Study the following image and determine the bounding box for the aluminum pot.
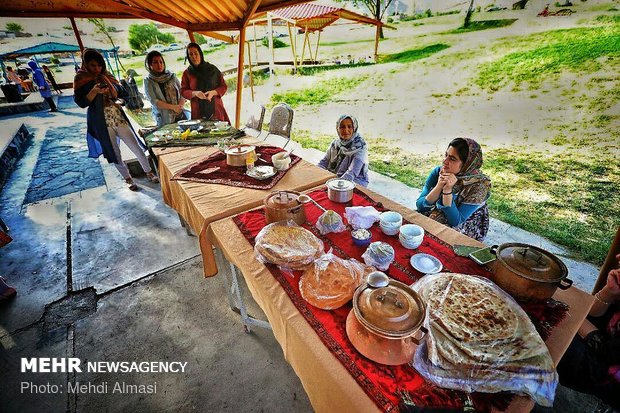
[326,178,355,203]
[490,243,572,301]
[263,190,306,226]
[346,278,427,365]
[225,144,256,167]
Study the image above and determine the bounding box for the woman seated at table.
[557,254,620,410]
[415,137,491,241]
[180,43,230,123]
[73,49,159,191]
[317,114,369,187]
[144,51,186,126]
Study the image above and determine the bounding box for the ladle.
[297,194,326,212]
[367,271,390,288]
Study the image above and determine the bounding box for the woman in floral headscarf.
[180,43,230,122]
[144,50,185,126]
[415,137,491,241]
[318,115,369,187]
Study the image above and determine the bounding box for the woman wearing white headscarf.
[318,115,369,186]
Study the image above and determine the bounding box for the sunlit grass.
[269,75,368,107]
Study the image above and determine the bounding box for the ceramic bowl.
[351,228,372,247]
[178,119,201,131]
[214,121,229,130]
[379,211,402,228]
[380,223,400,236]
[399,224,424,249]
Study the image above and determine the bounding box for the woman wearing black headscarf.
[180,43,230,122]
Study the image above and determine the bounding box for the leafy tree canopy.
[128,23,176,52]
[6,22,23,33]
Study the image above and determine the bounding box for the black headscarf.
[186,42,221,120]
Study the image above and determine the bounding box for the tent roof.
[0,0,314,36]
[251,3,390,32]
[0,42,117,59]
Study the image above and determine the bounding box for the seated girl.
[415,137,491,241]
[318,115,369,187]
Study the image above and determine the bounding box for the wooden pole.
[187,30,196,44]
[253,22,258,66]
[70,18,84,52]
[267,13,275,76]
[300,29,309,67]
[287,22,297,73]
[246,41,255,102]
[313,31,321,62]
[374,25,380,62]
[235,27,246,128]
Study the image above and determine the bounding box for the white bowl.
[272,152,291,170]
[214,121,229,129]
[379,211,402,227]
[399,224,424,249]
[380,223,400,236]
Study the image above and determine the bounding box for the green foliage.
[595,14,620,24]
[270,76,367,107]
[295,62,373,76]
[401,9,437,21]
[194,33,208,44]
[6,22,23,33]
[128,23,176,52]
[477,24,620,90]
[261,37,287,48]
[378,44,450,63]
[50,56,60,65]
[450,19,518,33]
[62,25,72,31]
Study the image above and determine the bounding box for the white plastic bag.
[344,206,381,229]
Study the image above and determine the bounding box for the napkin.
[344,206,381,229]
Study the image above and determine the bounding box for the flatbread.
[419,273,519,343]
[299,255,371,309]
[254,222,324,270]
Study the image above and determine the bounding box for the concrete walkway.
[0,101,608,412]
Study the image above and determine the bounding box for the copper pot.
[346,278,427,365]
[490,243,572,301]
[263,190,306,226]
[225,144,256,167]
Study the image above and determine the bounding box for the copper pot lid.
[496,243,568,283]
[353,279,425,338]
[264,190,301,210]
[225,144,255,155]
[326,178,355,192]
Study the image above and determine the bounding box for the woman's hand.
[173,104,184,114]
[192,91,208,100]
[91,83,107,95]
[606,254,620,294]
[439,170,458,192]
[205,90,218,102]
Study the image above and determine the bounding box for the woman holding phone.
[73,49,158,191]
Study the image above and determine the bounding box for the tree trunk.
[464,0,475,27]
[376,0,385,39]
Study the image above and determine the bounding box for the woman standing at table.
[415,137,491,241]
[318,114,369,187]
[558,254,620,410]
[144,51,186,126]
[73,49,158,191]
[180,43,230,122]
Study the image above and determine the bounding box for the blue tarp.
[0,41,117,59]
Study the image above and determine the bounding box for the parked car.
[486,5,508,11]
[146,44,167,53]
[164,43,183,51]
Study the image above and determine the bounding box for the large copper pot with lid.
[489,243,572,301]
[264,190,307,225]
[346,274,427,365]
[225,144,256,167]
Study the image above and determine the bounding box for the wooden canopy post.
[235,27,246,128]
[267,13,275,76]
[246,41,255,102]
[287,22,298,73]
[70,18,84,52]
[313,31,321,62]
[187,30,196,43]
[253,22,258,66]
[300,29,309,67]
[374,24,380,62]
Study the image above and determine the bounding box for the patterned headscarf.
[73,48,118,91]
[145,51,180,106]
[325,115,367,173]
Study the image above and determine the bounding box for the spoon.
[297,194,327,212]
[367,271,390,288]
[283,148,295,159]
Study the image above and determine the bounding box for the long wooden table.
[209,185,594,413]
[154,143,334,277]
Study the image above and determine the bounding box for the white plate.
[410,253,442,274]
[151,137,161,142]
[213,126,231,132]
[246,166,276,180]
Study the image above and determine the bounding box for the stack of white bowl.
[379,211,402,236]
[399,224,425,249]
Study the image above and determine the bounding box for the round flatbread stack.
[412,273,558,407]
[254,222,324,270]
[299,254,372,310]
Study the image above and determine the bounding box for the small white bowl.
[379,211,402,227]
[272,152,291,170]
[214,121,229,130]
[380,223,400,236]
[399,224,424,249]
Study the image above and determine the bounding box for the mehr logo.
[21,358,82,373]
